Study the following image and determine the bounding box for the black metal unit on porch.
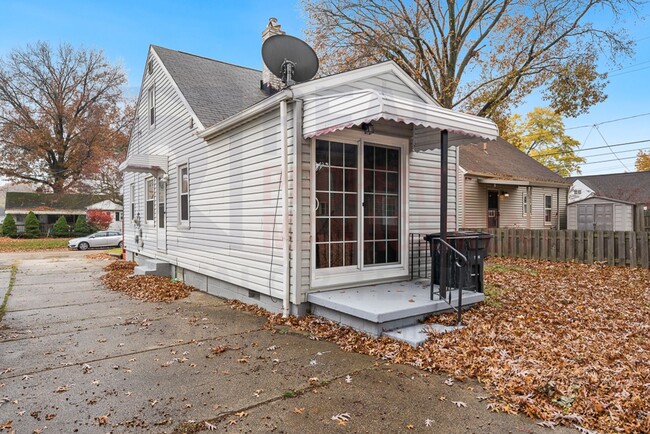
[409,232,492,325]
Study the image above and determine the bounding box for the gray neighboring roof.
[5,192,108,213]
[459,138,569,185]
[568,171,650,205]
[152,45,269,128]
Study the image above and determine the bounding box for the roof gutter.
[473,175,570,188]
[198,89,294,140]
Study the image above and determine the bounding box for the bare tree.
[0,42,132,192]
[302,0,638,126]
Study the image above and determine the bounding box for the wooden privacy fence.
[482,228,650,268]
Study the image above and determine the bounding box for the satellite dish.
[262,34,319,86]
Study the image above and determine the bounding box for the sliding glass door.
[315,139,400,271]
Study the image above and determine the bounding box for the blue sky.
[1,0,648,175]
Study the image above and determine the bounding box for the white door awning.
[302,90,498,149]
[119,154,168,174]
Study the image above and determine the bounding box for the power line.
[580,155,638,165]
[593,125,630,171]
[566,112,650,130]
[532,138,650,157]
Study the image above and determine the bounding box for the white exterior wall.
[123,49,292,301]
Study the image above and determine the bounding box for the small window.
[115,211,121,222]
[146,178,155,222]
[130,183,135,220]
[544,195,553,224]
[179,165,189,223]
[522,194,529,216]
[148,59,154,75]
[148,86,156,127]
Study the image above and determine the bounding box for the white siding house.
[120,33,498,316]
[458,138,570,230]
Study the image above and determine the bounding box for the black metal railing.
[409,232,492,325]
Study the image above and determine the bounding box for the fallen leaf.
[54,385,69,393]
[97,415,108,426]
[293,407,305,414]
[228,419,237,425]
[235,411,248,417]
[452,401,467,408]
[205,421,217,430]
[45,413,56,420]
[406,424,415,429]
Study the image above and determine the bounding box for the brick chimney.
[261,17,285,93]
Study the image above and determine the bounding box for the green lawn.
[0,237,70,252]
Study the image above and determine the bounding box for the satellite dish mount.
[281,59,297,86]
[262,34,319,88]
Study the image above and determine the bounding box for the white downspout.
[280,100,291,318]
[291,99,303,315]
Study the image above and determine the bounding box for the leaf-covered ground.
[101,260,193,302]
[229,258,650,433]
[0,237,69,252]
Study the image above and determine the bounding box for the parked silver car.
[68,231,123,250]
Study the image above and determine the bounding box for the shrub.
[24,211,41,238]
[87,210,112,231]
[52,216,70,237]
[74,215,91,236]
[2,214,17,238]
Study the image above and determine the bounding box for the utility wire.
[565,112,650,130]
[579,155,638,165]
[532,138,650,157]
[593,125,630,171]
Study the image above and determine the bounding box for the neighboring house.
[5,192,110,233]
[87,200,123,231]
[458,138,570,230]
[567,171,650,231]
[119,21,498,317]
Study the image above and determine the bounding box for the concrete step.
[383,323,464,347]
[133,257,171,277]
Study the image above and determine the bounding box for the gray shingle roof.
[459,137,569,185]
[5,192,108,212]
[568,171,650,205]
[152,46,269,128]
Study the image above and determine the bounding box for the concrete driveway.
[0,251,572,433]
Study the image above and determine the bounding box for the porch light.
[499,191,510,199]
[361,122,374,134]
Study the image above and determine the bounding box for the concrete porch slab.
[308,279,483,324]
[307,279,484,338]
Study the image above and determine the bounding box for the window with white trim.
[522,194,529,216]
[544,194,553,224]
[130,183,135,220]
[179,164,189,224]
[148,86,156,127]
[145,178,155,222]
